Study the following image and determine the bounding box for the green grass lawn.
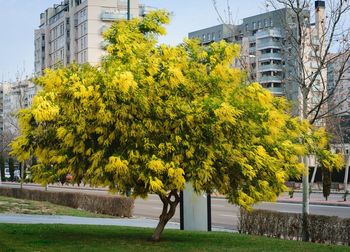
[0,224,348,252]
[0,195,112,218]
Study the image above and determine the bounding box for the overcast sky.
[0,0,266,81]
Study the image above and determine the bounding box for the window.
[84,22,87,34]
[258,21,262,29]
[78,8,87,23]
[60,23,64,36]
[60,49,64,60]
[253,22,257,30]
[218,31,222,39]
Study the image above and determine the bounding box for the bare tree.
[0,71,37,186]
[265,0,350,241]
[212,0,350,241]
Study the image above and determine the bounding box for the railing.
[259,53,282,61]
[257,40,282,50]
[258,64,283,72]
[101,12,127,21]
[101,25,109,34]
[256,29,283,39]
[259,75,282,83]
[266,87,284,95]
[100,41,109,49]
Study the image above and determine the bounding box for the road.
[134,194,350,230]
[1,183,349,230]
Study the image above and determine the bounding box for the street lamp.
[127,0,131,20]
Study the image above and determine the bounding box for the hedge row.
[239,209,350,245]
[0,187,134,217]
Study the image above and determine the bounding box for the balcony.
[100,25,109,34]
[100,41,109,49]
[266,87,284,95]
[256,29,283,39]
[139,5,157,17]
[259,53,282,61]
[258,64,283,72]
[248,47,256,54]
[248,36,256,42]
[101,11,127,21]
[257,40,282,50]
[259,75,282,83]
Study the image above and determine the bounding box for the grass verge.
[0,224,348,252]
[0,195,112,218]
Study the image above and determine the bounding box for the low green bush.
[239,209,350,245]
[0,187,134,217]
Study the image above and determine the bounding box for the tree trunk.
[151,190,180,241]
[301,155,310,241]
[344,155,349,192]
[301,90,310,242]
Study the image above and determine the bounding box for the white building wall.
[35,0,142,75]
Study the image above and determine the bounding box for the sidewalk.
[277,192,350,207]
[0,214,232,232]
[210,191,350,207]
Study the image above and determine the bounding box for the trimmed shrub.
[239,209,350,245]
[0,187,134,217]
[323,167,331,200]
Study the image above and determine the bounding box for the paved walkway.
[0,214,232,232]
[276,192,350,207]
[0,214,179,228]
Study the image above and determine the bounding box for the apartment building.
[34,0,152,75]
[328,53,350,116]
[189,1,327,119]
[327,53,350,143]
[0,80,37,151]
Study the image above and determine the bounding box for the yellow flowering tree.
[11,11,341,241]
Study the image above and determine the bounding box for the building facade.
[34,0,152,75]
[327,53,350,117]
[189,2,326,119]
[327,53,350,144]
[0,80,38,153]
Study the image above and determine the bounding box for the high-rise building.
[34,0,152,75]
[189,2,326,118]
[327,52,350,143]
[328,52,350,117]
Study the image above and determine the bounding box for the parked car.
[4,168,10,179]
[14,170,20,181]
[4,168,21,181]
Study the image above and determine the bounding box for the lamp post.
[127,0,130,20]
